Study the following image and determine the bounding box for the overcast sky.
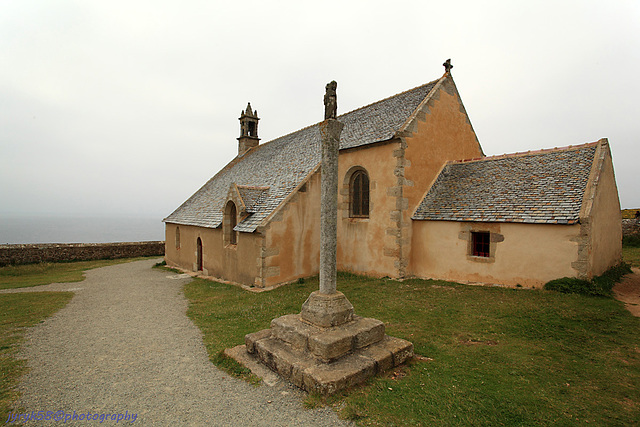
[1,0,639,221]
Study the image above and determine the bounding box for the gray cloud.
[1,0,638,221]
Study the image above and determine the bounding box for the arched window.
[196,237,203,271]
[350,169,370,218]
[175,226,181,249]
[224,201,238,246]
[229,203,237,245]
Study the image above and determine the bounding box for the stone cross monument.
[299,81,355,327]
[236,81,414,394]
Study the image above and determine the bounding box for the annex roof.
[412,142,599,225]
[164,78,440,232]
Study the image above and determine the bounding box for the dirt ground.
[613,267,640,317]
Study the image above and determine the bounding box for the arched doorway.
[196,237,203,271]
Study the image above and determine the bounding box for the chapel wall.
[164,222,259,286]
[165,223,215,273]
[336,142,400,278]
[403,76,484,278]
[586,145,622,276]
[402,77,484,216]
[409,221,581,288]
[217,230,261,285]
[261,171,322,287]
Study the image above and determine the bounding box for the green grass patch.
[0,292,73,422]
[623,234,640,248]
[0,258,152,290]
[544,263,632,297]
[184,276,313,381]
[185,272,640,426]
[623,246,640,268]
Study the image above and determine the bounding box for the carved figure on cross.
[324,80,337,120]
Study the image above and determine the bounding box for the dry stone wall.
[0,241,164,266]
[623,219,640,237]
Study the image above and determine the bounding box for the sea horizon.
[0,215,165,245]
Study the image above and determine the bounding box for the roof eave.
[411,217,581,225]
[578,138,609,221]
[394,76,446,139]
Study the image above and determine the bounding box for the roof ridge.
[449,140,600,165]
[336,78,441,120]
[241,78,442,153]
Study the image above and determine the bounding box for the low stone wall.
[0,241,165,266]
[623,219,640,237]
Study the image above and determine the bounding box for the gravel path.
[614,267,640,317]
[6,259,350,426]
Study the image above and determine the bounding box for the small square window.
[472,231,490,257]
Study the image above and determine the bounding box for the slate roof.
[412,142,598,225]
[237,186,270,214]
[164,79,440,232]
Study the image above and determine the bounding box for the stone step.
[253,335,316,389]
[270,314,385,362]
[247,334,414,394]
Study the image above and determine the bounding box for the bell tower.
[238,103,260,155]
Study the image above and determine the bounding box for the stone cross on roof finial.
[443,59,453,73]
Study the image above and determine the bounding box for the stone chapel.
[163,63,622,289]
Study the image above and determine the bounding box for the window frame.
[349,169,370,218]
[471,231,491,258]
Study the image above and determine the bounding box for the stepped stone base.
[235,311,413,394]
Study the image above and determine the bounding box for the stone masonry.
[244,314,413,394]
[623,218,640,237]
[0,241,165,267]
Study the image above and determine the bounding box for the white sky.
[1,0,639,219]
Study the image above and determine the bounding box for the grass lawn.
[185,272,640,426]
[0,292,73,422]
[0,258,150,290]
[623,246,640,268]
